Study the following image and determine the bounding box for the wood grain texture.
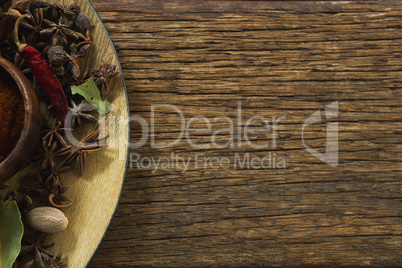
[89,0,402,267]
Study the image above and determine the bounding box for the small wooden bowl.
[0,56,41,183]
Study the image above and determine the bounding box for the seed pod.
[47,46,67,66]
[76,12,94,32]
[52,65,65,77]
[26,206,68,233]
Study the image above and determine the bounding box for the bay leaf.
[0,200,23,268]
[0,239,2,267]
[71,77,111,114]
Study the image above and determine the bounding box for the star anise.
[42,118,70,147]
[45,174,72,208]
[19,173,45,195]
[64,48,80,78]
[19,167,72,207]
[41,17,79,46]
[76,28,91,48]
[70,42,90,66]
[46,166,74,180]
[19,233,55,268]
[33,141,72,170]
[41,249,65,268]
[91,58,120,96]
[19,8,44,43]
[69,99,98,128]
[71,68,90,85]
[56,2,78,20]
[63,129,108,175]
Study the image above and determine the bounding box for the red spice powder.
[0,67,25,163]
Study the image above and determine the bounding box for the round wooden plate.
[47,0,129,266]
[1,0,129,267]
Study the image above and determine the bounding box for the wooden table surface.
[88,0,402,267]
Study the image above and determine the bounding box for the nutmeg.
[26,207,68,233]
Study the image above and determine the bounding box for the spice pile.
[0,0,120,267]
[0,67,24,162]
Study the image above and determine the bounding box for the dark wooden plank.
[89,0,402,267]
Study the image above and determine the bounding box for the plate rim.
[85,1,130,266]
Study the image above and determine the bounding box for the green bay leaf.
[0,200,23,268]
[71,77,111,114]
[0,239,2,268]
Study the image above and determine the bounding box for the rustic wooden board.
[90,0,402,267]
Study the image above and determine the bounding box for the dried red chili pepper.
[14,15,69,125]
